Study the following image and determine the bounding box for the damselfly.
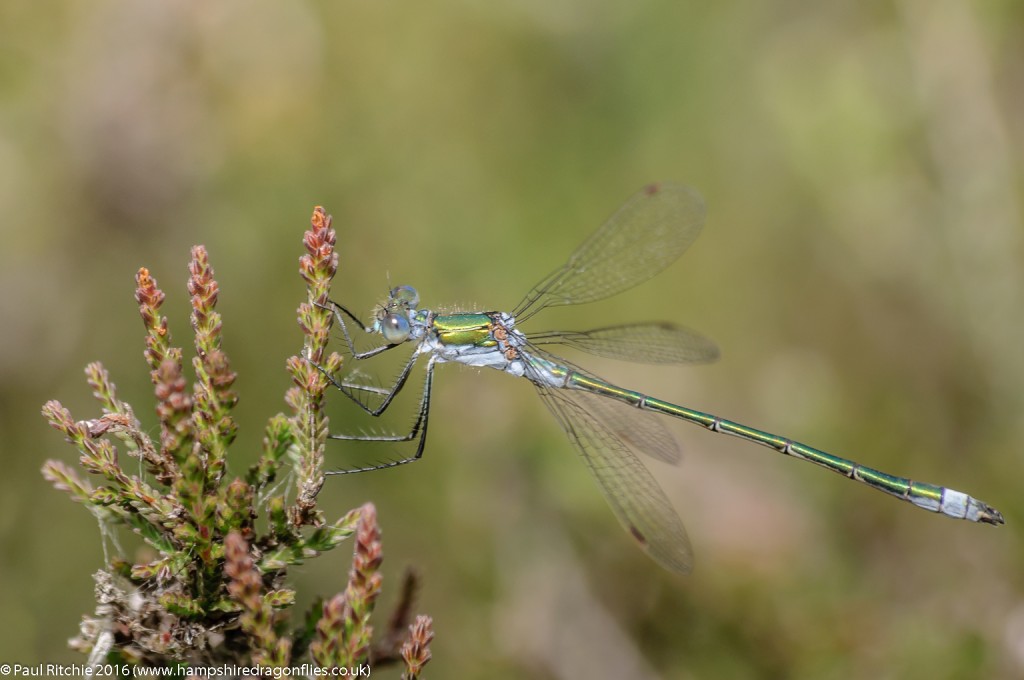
[318,182,1003,573]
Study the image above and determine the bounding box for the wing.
[534,382,693,573]
[514,182,705,322]
[529,322,719,365]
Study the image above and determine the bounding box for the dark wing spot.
[629,525,648,546]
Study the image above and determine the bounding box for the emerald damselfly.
[318,182,1003,573]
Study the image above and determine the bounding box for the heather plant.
[41,207,433,678]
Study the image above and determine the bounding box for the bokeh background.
[2,1,1022,678]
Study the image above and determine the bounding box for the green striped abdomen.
[564,371,1003,524]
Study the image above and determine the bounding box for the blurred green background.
[2,1,1022,678]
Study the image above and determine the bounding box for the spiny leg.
[316,299,397,360]
[310,298,422,415]
[326,356,437,474]
[315,350,422,418]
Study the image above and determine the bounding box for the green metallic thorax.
[433,313,497,347]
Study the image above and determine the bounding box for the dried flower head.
[41,206,435,676]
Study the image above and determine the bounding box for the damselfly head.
[371,285,419,343]
[378,310,412,343]
[389,285,420,309]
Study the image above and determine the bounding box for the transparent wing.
[522,343,683,464]
[514,182,705,322]
[534,382,693,573]
[529,322,720,365]
[567,387,681,464]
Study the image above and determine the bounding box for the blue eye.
[381,313,411,343]
[390,285,419,309]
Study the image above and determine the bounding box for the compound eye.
[381,312,411,343]
[390,285,419,309]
